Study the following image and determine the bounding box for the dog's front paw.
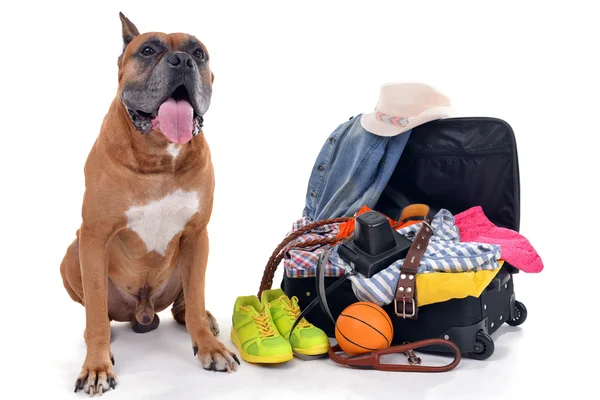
[193,334,240,373]
[74,350,117,396]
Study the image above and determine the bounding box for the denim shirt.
[302,114,413,221]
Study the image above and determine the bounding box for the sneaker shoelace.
[279,295,312,329]
[241,306,277,339]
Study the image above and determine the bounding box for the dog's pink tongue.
[155,98,194,144]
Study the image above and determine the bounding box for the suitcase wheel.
[467,331,495,360]
[506,300,527,327]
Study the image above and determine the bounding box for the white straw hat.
[360,82,457,136]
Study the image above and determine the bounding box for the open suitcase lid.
[303,116,521,232]
[375,117,520,232]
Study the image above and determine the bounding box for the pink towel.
[454,206,543,273]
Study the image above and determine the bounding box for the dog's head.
[117,13,213,144]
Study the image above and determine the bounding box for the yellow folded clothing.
[416,260,504,307]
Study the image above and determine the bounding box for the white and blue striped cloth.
[327,209,502,306]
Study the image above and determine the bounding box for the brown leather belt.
[394,205,434,319]
[328,338,461,372]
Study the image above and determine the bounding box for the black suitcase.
[269,117,527,360]
[281,263,526,360]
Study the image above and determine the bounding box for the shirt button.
[311,192,317,197]
[329,137,336,144]
[317,165,324,171]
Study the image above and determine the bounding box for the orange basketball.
[335,302,394,356]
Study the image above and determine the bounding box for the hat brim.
[360,106,457,137]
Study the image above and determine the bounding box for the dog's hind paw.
[206,310,220,336]
[193,335,240,373]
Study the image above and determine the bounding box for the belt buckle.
[394,297,416,319]
[422,219,434,234]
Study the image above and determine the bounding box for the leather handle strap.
[316,246,337,325]
[328,338,461,372]
[394,206,434,319]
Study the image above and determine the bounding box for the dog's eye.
[193,48,205,59]
[141,46,155,56]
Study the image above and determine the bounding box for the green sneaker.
[261,288,330,356]
[230,295,293,364]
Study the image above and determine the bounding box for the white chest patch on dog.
[125,189,199,256]
[166,143,181,158]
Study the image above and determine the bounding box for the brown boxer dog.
[60,13,239,396]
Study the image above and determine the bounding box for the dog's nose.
[166,52,195,69]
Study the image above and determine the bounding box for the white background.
[1,0,597,399]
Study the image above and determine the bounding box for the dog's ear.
[119,12,140,49]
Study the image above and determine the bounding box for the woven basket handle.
[257,217,351,298]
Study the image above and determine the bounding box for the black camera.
[338,210,413,277]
